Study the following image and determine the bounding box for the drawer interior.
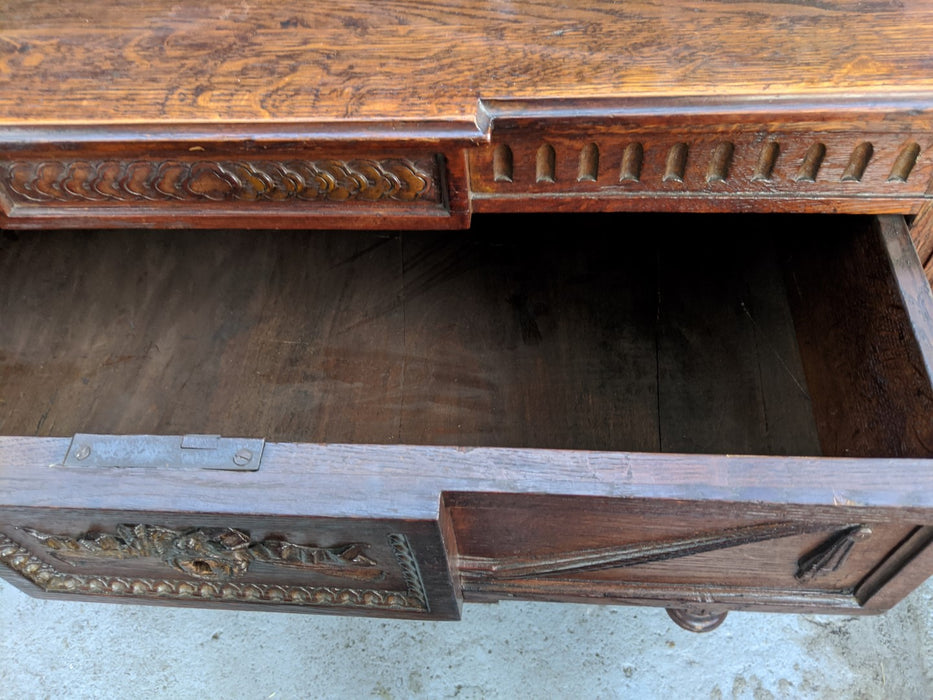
[1,214,930,458]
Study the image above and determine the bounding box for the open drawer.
[0,213,931,630]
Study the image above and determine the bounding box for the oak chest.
[1,0,932,632]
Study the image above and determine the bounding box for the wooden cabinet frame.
[1,0,933,632]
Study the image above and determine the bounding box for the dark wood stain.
[656,220,820,455]
[785,216,933,458]
[0,217,659,450]
[0,0,932,628]
[2,214,931,461]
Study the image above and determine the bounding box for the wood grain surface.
[0,214,838,454]
[0,217,662,448]
[3,0,933,621]
[910,203,933,284]
[786,215,933,458]
[2,214,930,455]
[3,0,933,126]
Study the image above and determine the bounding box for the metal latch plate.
[63,434,264,471]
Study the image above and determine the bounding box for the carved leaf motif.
[795,525,872,582]
[22,525,382,583]
[1,158,437,204]
[0,531,429,612]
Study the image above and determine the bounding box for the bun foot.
[666,607,728,633]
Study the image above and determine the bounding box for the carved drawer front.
[0,149,465,229]
[0,504,458,620]
[470,105,933,214]
[449,492,933,616]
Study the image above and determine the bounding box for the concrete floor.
[0,577,930,699]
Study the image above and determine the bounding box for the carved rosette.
[0,528,429,613]
[1,158,439,205]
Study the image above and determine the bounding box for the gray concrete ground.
[1,577,930,699]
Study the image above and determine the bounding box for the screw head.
[232,449,253,467]
[74,445,91,461]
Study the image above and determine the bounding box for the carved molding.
[795,525,873,582]
[459,521,837,582]
[0,529,429,613]
[1,158,438,205]
[476,138,927,193]
[21,524,382,583]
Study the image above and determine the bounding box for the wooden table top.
[3,0,933,130]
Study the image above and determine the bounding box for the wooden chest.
[1,0,932,632]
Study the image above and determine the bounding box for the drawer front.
[0,439,461,620]
[469,102,933,214]
[450,492,933,615]
[1,439,931,621]
[0,148,468,229]
[0,518,443,617]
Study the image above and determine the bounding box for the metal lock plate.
[63,434,264,471]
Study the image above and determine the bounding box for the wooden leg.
[666,607,728,633]
[909,202,933,288]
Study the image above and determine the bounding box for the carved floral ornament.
[0,526,429,612]
[21,524,383,583]
[1,158,437,204]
